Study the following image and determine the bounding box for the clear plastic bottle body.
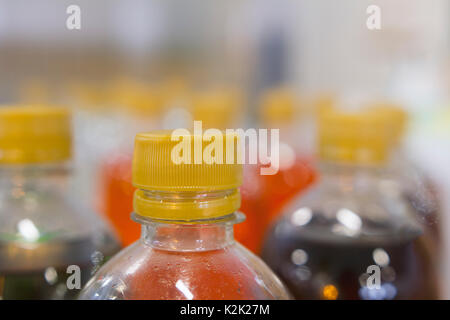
[0,164,120,299]
[387,148,441,245]
[71,106,126,214]
[237,121,317,254]
[261,162,439,300]
[79,191,290,300]
[99,153,137,246]
[98,112,160,247]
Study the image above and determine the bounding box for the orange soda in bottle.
[98,79,164,246]
[261,106,439,299]
[255,88,317,243]
[80,131,290,299]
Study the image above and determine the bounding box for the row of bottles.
[0,104,290,300]
[0,86,442,299]
[93,83,318,252]
[80,131,290,299]
[262,105,441,300]
[0,107,120,299]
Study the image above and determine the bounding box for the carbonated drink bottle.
[80,131,290,299]
[258,88,317,226]
[262,106,438,299]
[98,79,163,246]
[0,106,119,299]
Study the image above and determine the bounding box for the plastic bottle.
[79,131,290,300]
[369,104,441,246]
[189,88,266,253]
[188,88,267,253]
[261,107,439,300]
[98,79,164,247]
[191,88,242,130]
[256,88,317,244]
[0,106,119,299]
[65,81,124,215]
[158,77,193,130]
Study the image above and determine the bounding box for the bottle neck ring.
[133,189,241,222]
[132,212,245,251]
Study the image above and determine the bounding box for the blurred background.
[0,0,449,299]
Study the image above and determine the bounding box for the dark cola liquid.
[0,265,93,300]
[0,235,118,300]
[405,186,441,247]
[262,220,439,300]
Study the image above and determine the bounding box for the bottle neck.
[0,163,70,191]
[138,220,236,252]
[133,188,241,222]
[317,160,388,192]
[132,190,243,252]
[318,160,386,173]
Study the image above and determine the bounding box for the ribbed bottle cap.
[0,106,71,164]
[367,102,408,146]
[318,107,391,165]
[260,88,298,125]
[192,89,240,129]
[132,130,243,220]
[110,79,163,116]
[66,82,110,109]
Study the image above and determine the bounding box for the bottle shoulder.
[0,181,119,269]
[80,241,290,300]
[275,173,423,245]
[0,186,107,239]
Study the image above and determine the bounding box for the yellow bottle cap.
[260,88,299,126]
[318,107,391,165]
[367,102,409,146]
[66,81,110,109]
[132,130,242,220]
[19,79,51,104]
[315,93,336,115]
[0,106,71,164]
[192,89,241,129]
[110,79,163,116]
[160,76,190,103]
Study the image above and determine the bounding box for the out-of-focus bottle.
[261,106,439,300]
[18,79,53,105]
[98,79,164,247]
[368,104,442,296]
[64,81,124,214]
[191,88,242,130]
[256,88,317,241]
[369,103,441,247]
[159,77,193,130]
[0,106,119,299]
[79,131,290,300]
[189,88,266,253]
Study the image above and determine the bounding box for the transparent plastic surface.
[80,213,290,300]
[99,153,138,246]
[0,165,120,299]
[387,150,441,246]
[238,157,316,254]
[98,114,161,247]
[70,106,128,218]
[261,163,439,300]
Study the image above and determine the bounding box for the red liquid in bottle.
[99,152,316,253]
[128,247,271,300]
[236,156,316,253]
[260,156,317,227]
[99,154,138,247]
